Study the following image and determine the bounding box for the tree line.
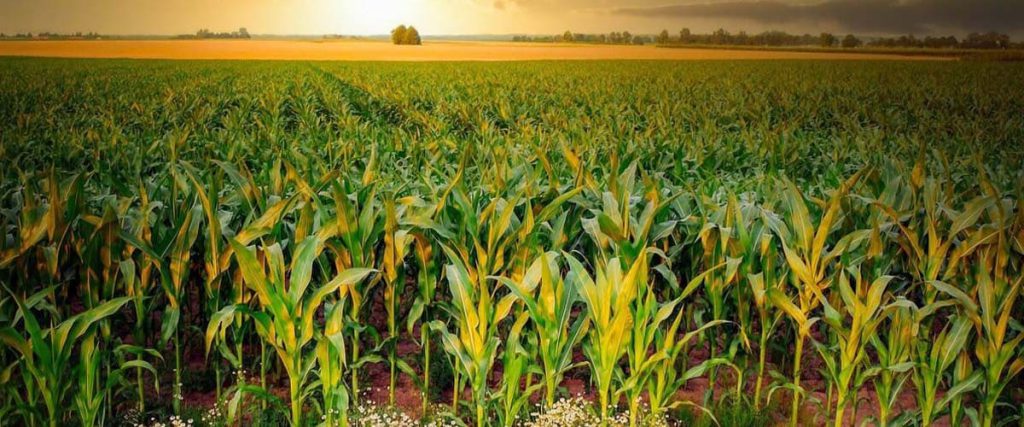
[866,32,1013,49]
[514,28,1021,50]
[669,28,1021,49]
[514,31,654,45]
[0,31,105,40]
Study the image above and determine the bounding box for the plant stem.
[629,397,639,427]
[754,329,768,410]
[290,375,302,426]
[389,344,396,407]
[982,398,995,427]
[236,330,245,417]
[260,341,267,411]
[452,358,460,413]
[215,364,222,405]
[789,333,804,427]
[422,325,430,414]
[833,398,845,427]
[174,330,182,415]
[545,375,556,408]
[827,383,834,422]
[351,329,360,405]
[599,388,609,426]
[137,362,145,413]
[46,392,57,427]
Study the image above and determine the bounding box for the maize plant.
[716,195,775,410]
[815,266,895,427]
[644,303,728,420]
[909,308,978,427]
[495,312,540,427]
[205,236,374,426]
[73,333,160,426]
[430,246,517,427]
[495,252,586,407]
[407,231,440,414]
[747,251,785,411]
[316,300,350,427]
[695,195,743,403]
[623,256,730,427]
[764,172,865,427]
[325,180,384,403]
[874,171,993,305]
[568,253,645,424]
[381,197,415,406]
[937,270,1024,427]
[0,290,132,427]
[119,195,202,414]
[583,161,678,267]
[870,302,916,427]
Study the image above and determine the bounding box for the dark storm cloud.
[613,0,1024,34]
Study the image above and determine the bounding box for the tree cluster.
[391,25,422,45]
[840,34,863,48]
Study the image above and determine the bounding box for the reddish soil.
[155,278,947,426]
[172,334,938,426]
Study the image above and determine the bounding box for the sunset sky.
[1,0,1022,37]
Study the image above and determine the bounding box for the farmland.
[0,40,955,61]
[0,57,1023,427]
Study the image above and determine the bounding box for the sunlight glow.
[340,0,430,35]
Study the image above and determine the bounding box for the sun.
[345,0,427,34]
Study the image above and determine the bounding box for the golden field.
[0,39,955,61]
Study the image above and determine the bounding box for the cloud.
[613,0,1024,34]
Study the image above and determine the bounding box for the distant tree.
[819,32,837,47]
[391,25,408,45]
[679,28,692,43]
[238,27,250,38]
[622,31,633,45]
[711,28,730,45]
[562,30,574,42]
[841,34,862,48]
[404,26,422,45]
[657,29,670,44]
[735,30,750,45]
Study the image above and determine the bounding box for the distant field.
[0,39,956,61]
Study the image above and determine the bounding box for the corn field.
[0,58,1023,426]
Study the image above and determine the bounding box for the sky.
[1,0,1023,37]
